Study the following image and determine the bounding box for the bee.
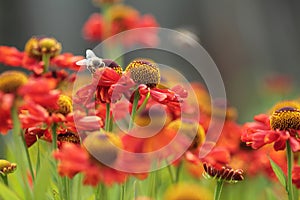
[76,49,105,73]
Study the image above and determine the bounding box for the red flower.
[82,13,104,41]
[51,53,85,71]
[0,92,14,134]
[82,5,159,46]
[292,166,300,188]
[53,142,127,186]
[18,77,60,109]
[241,113,300,152]
[24,127,49,147]
[0,46,23,66]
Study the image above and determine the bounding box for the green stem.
[52,123,57,150]
[175,161,183,183]
[1,174,8,186]
[286,141,295,200]
[105,103,111,131]
[136,91,150,115]
[129,91,140,130]
[166,162,175,184]
[42,53,50,74]
[214,180,224,200]
[121,184,125,200]
[20,132,35,182]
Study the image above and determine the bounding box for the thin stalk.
[175,161,183,183]
[121,184,125,200]
[21,130,35,182]
[214,180,224,200]
[42,53,50,74]
[51,123,57,150]
[286,141,295,200]
[105,103,111,131]
[166,162,175,184]
[1,175,8,186]
[129,91,140,130]
[136,91,150,115]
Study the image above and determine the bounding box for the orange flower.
[18,77,60,109]
[51,53,84,71]
[53,142,127,186]
[242,112,300,152]
[0,46,23,66]
[0,92,14,134]
[82,5,158,46]
[292,165,300,188]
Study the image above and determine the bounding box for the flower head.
[0,160,17,175]
[242,101,300,152]
[203,162,244,183]
[25,37,62,59]
[270,101,300,131]
[0,71,28,93]
[0,92,14,134]
[83,130,122,166]
[53,143,127,186]
[125,59,160,88]
[56,95,73,115]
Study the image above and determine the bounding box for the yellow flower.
[0,70,28,93]
[163,183,212,200]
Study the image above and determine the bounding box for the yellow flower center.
[103,59,123,75]
[0,71,28,93]
[25,37,62,59]
[57,132,80,144]
[57,95,73,115]
[164,183,213,200]
[83,131,122,165]
[125,59,160,88]
[270,107,300,131]
[167,119,205,150]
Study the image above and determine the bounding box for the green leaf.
[269,157,286,188]
[0,182,21,200]
[33,156,52,200]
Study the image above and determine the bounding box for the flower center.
[0,71,28,93]
[103,59,123,75]
[57,95,73,115]
[83,131,122,165]
[270,106,300,130]
[167,119,205,150]
[125,59,160,88]
[25,37,61,59]
[57,132,80,144]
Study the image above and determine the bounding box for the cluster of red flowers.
[82,4,159,46]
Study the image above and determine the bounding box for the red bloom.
[51,53,85,71]
[82,13,104,41]
[292,166,300,188]
[241,113,300,152]
[82,5,159,46]
[18,77,60,109]
[0,92,14,134]
[53,143,127,186]
[0,46,23,66]
[24,127,49,147]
